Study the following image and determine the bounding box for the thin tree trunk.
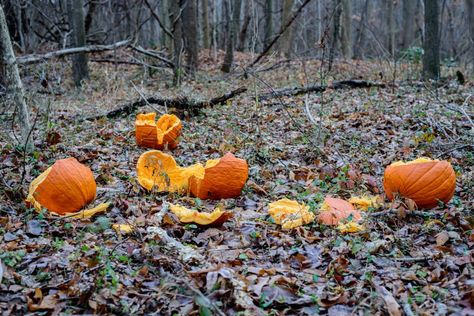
[238,0,251,51]
[0,4,31,147]
[387,0,395,56]
[280,0,294,57]
[340,0,352,59]
[183,0,198,75]
[466,0,474,70]
[354,0,370,59]
[264,0,273,47]
[221,0,241,72]
[423,0,440,79]
[171,0,183,86]
[328,0,342,72]
[402,0,416,49]
[202,0,210,49]
[67,0,89,87]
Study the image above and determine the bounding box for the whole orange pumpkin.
[26,158,97,215]
[383,158,456,209]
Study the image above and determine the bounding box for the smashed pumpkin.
[169,204,232,226]
[135,113,182,150]
[189,153,248,200]
[348,195,382,211]
[136,150,204,192]
[268,199,315,229]
[26,157,107,216]
[317,197,362,225]
[383,157,456,209]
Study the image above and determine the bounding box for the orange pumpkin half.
[383,157,456,209]
[26,158,97,215]
[189,152,249,200]
[317,197,361,225]
[135,113,182,150]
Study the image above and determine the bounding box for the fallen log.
[16,39,130,64]
[88,86,247,120]
[258,80,386,100]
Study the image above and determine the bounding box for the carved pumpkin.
[169,204,232,226]
[136,150,204,192]
[383,158,456,209]
[268,198,315,229]
[135,113,182,150]
[26,158,102,215]
[189,152,248,200]
[317,197,362,225]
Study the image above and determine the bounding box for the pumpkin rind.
[169,204,232,226]
[383,158,456,209]
[135,113,182,149]
[268,198,315,229]
[189,152,248,200]
[317,197,361,225]
[136,150,204,192]
[26,158,97,215]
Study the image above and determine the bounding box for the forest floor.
[0,50,473,315]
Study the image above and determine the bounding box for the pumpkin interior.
[268,198,315,229]
[389,157,436,167]
[135,113,182,149]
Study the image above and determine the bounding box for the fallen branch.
[16,39,130,64]
[89,86,247,119]
[130,45,174,68]
[259,80,386,100]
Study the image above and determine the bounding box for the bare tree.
[67,0,89,87]
[423,0,440,79]
[402,0,416,49]
[386,0,395,56]
[171,0,183,86]
[183,0,198,75]
[279,0,294,57]
[354,0,371,59]
[202,0,210,49]
[221,0,241,73]
[0,3,31,147]
[340,0,352,59]
[466,0,474,70]
[264,0,273,47]
[238,0,251,51]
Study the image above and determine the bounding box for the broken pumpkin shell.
[26,157,100,215]
[383,157,456,209]
[317,197,362,226]
[189,152,249,200]
[169,204,232,226]
[268,198,315,229]
[135,113,182,150]
[136,150,204,193]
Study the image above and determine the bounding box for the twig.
[130,81,164,115]
[130,45,175,68]
[16,39,130,64]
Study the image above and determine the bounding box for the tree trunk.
[183,0,198,75]
[279,0,294,57]
[466,0,474,70]
[264,0,273,47]
[387,0,395,56]
[401,0,416,49]
[328,0,342,72]
[171,0,183,86]
[423,0,440,80]
[221,0,241,72]
[0,4,32,147]
[340,0,352,59]
[354,0,370,59]
[202,0,210,49]
[67,0,88,87]
[238,0,251,51]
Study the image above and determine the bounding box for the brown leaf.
[371,278,401,316]
[436,231,449,246]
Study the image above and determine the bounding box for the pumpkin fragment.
[337,222,365,233]
[268,199,315,229]
[112,224,133,234]
[26,158,98,215]
[383,157,456,209]
[317,197,362,225]
[136,150,204,192]
[189,152,249,200]
[348,195,382,211]
[169,204,232,226]
[135,113,182,149]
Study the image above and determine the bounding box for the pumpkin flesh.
[135,113,182,149]
[169,204,232,226]
[268,198,315,229]
[317,197,361,225]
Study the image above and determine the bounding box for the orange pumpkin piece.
[317,197,362,225]
[268,199,315,229]
[188,152,249,200]
[383,157,456,209]
[136,150,204,193]
[26,158,99,215]
[135,113,182,150]
[169,204,232,226]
